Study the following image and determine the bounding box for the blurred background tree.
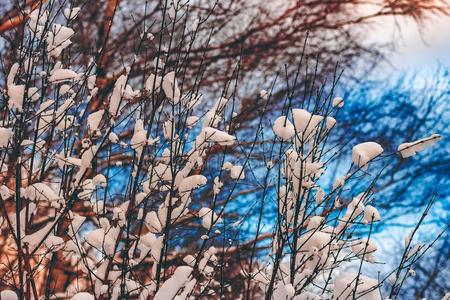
[0,0,448,298]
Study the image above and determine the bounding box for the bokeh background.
[0,1,448,298]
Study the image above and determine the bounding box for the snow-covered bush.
[0,2,446,300]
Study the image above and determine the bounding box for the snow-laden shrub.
[0,2,445,300]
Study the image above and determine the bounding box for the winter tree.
[0,1,448,299]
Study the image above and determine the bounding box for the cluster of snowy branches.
[0,1,447,300]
